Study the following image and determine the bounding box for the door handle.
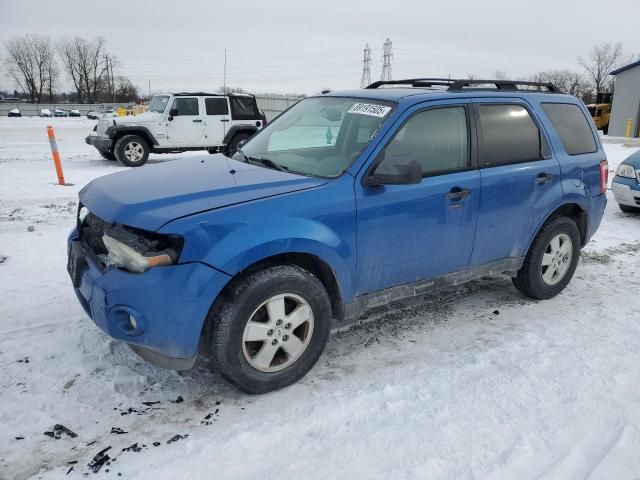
[220,119,229,122]
[536,173,554,185]
[446,187,471,200]
[193,119,203,123]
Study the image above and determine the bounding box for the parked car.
[87,107,117,120]
[8,108,21,117]
[40,108,52,117]
[611,150,640,212]
[54,108,68,117]
[85,93,266,165]
[68,78,608,393]
[69,109,81,117]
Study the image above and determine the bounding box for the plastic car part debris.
[110,427,128,434]
[88,446,111,473]
[122,443,142,452]
[167,434,188,444]
[44,424,77,439]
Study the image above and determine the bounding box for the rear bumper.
[68,230,231,369]
[612,177,640,207]
[85,134,113,152]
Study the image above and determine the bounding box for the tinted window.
[230,96,259,120]
[376,107,469,176]
[478,104,543,167]
[542,103,597,155]
[172,97,199,116]
[205,97,228,116]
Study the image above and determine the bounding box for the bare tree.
[57,36,110,103]
[530,70,593,100]
[493,70,508,80]
[3,34,56,103]
[578,42,622,94]
[114,76,138,102]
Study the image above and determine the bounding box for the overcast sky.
[1,0,639,96]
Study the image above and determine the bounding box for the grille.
[80,212,112,256]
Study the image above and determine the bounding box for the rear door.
[166,96,205,144]
[203,96,230,146]
[470,99,562,266]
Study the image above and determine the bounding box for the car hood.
[79,155,328,231]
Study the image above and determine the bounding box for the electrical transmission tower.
[380,38,393,81]
[360,43,372,88]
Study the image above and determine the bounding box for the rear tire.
[619,203,640,213]
[513,216,580,300]
[225,133,250,156]
[98,149,116,161]
[209,265,332,394]
[114,134,150,167]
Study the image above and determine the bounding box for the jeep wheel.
[98,149,116,161]
[513,216,580,300]
[225,133,250,156]
[619,203,640,213]
[209,265,332,394]
[114,134,150,167]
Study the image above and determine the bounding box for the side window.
[541,103,597,155]
[230,97,260,120]
[172,97,199,116]
[205,98,229,116]
[376,106,469,176]
[478,104,543,167]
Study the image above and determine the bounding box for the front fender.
[106,125,159,145]
[158,177,358,303]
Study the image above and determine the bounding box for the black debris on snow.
[44,424,77,439]
[87,446,111,473]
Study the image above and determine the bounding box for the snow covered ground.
[1,117,640,480]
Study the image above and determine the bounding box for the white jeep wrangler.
[86,92,266,166]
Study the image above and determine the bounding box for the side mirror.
[168,108,178,121]
[363,159,422,187]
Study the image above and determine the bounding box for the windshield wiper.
[235,147,250,163]
[248,156,289,172]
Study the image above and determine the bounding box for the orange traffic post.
[46,126,72,186]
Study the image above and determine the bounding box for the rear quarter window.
[541,103,597,155]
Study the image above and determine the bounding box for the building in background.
[609,60,640,137]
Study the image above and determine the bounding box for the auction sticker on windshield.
[348,103,392,117]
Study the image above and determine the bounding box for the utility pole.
[380,38,393,82]
[110,57,115,102]
[360,43,371,88]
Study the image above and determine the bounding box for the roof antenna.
[223,48,227,94]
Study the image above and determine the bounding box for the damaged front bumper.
[85,133,114,152]
[67,229,230,370]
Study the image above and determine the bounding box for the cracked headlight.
[616,164,637,179]
[102,225,180,274]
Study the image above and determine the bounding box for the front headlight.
[102,225,180,273]
[615,164,637,179]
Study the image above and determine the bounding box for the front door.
[355,102,480,295]
[203,96,229,147]
[166,96,205,144]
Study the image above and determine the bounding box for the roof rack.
[366,78,563,93]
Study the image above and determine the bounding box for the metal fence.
[0,95,302,121]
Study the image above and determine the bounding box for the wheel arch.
[222,125,259,146]
[526,202,588,255]
[108,126,158,147]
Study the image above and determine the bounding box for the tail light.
[599,160,609,194]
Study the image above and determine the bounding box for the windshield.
[149,95,170,113]
[234,96,394,177]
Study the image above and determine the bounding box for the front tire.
[209,265,332,394]
[619,203,640,213]
[98,149,116,161]
[114,134,150,167]
[513,216,581,300]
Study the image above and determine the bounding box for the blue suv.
[68,78,608,393]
